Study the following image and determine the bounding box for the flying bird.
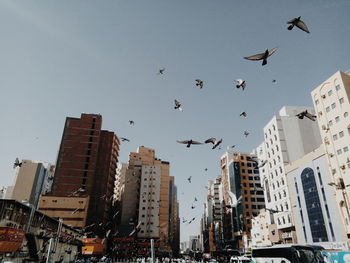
[235,79,246,90]
[191,205,195,209]
[129,120,135,125]
[244,131,250,137]
[257,160,268,168]
[272,79,277,83]
[129,221,142,236]
[120,137,130,142]
[71,208,80,215]
[188,217,196,224]
[195,79,204,89]
[187,176,192,183]
[113,211,120,220]
[177,140,203,148]
[157,68,165,75]
[204,168,208,172]
[205,138,223,149]
[296,110,317,121]
[287,16,310,33]
[174,99,183,111]
[13,158,22,169]
[240,112,247,118]
[244,48,278,66]
[227,145,236,150]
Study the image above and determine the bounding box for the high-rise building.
[117,146,179,252]
[11,160,53,208]
[256,106,322,243]
[285,146,348,248]
[220,152,265,250]
[311,71,350,240]
[39,113,120,227]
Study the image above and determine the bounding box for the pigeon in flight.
[244,48,278,66]
[240,112,247,118]
[296,110,317,121]
[204,168,208,172]
[13,158,22,169]
[188,217,196,224]
[195,79,204,89]
[71,208,80,215]
[191,204,195,209]
[205,138,223,149]
[120,137,130,142]
[257,160,268,168]
[272,79,277,83]
[174,99,183,111]
[177,140,203,148]
[129,120,135,125]
[129,221,142,237]
[187,176,192,183]
[157,68,165,75]
[227,145,236,150]
[235,79,246,90]
[244,131,250,137]
[287,16,310,33]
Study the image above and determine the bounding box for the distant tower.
[11,160,53,208]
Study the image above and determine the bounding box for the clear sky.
[0,0,349,243]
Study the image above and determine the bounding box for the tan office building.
[311,71,350,240]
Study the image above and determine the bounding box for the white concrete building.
[311,71,350,240]
[138,165,161,238]
[256,106,322,243]
[286,146,348,249]
[251,209,275,247]
[114,163,127,202]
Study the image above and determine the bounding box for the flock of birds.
[10,16,315,234]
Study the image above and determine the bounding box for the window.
[273,125,276,131]
[343,146,349,153]
[276,145,279,151]
[339,131,344,138]
[331,103,336,109]
[315,99,319,105]
[345,112,348,118]
[340,98,345,104]
[328,90,333,96]
[337,149,342,155]
[329,120,333,126]
[336,84,341,91]
[335,116,340,123]
[332,169,336,175]
[333,134,338,141]
[326,107,330,112]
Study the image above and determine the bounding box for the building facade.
[41,113,120,227]
[116,146,179,252]
[220,152,265,250]
[311,71,350,240]
[286,146,348,249]
[256,106,322,243]
[11,160,53,208]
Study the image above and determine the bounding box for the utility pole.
[151,239,155,263]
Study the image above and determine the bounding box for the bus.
[252,245,319,263]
